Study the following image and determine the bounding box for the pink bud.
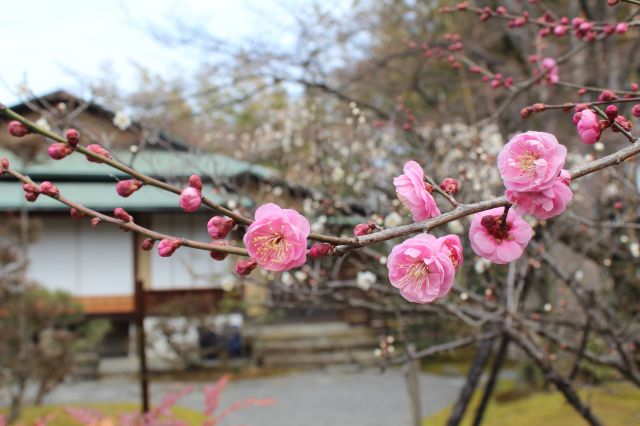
[179,187,202,212]
[209,240,230,261]
[48,143,73,160]
[235,259,257,276]
[116,179,143,197]
[66,128,79,148]
[354,222,376,237]
[207,216,235,239]
[632,104,640,117]
[39,181,59,197]
[440,178,459,194]
[85,144,111,163]
[91,217,102,227]
[598,90,617,101]
[158,239,182,257]
[309,243,334,258]
[70,208,84,220]
[141,238,155,251]
[8,120,30,137]
[553,25,566,36]
[0,158,8,175]
[615,22,629,34]
[114,207,132,222]
[605,105,619,121]
[188,174,202,191]
[24,191,39,202]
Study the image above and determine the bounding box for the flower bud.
[631,104,640,118]
[605,105,619,121]
[309,243,334,258]
[66,128,79,148]
[8,120,30,137]
[209,240,230,261]
[70,208,84,220]
[24,191,39,202]
[158,239,181,257]
[0,158,8,175]
[48,143,73,160]
[179,187,202,212]
[598,90,617,101]
[615,22,629,34]
[85,144,111,163]
[114,207,132,222]
[235,259,257,276]
[207,216,235,239]
[23,183,38,194]
[141,238,155,251]
[354,222,376,237]
[440,178,459,194]
[116,179,143,197]
[188,174,202,191]
[91,217,102,227]
[39,181,59,197]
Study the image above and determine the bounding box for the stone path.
[39,368,465,425]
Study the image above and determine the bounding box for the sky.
[0,0,302,105]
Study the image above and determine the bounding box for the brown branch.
[4,168,249,257]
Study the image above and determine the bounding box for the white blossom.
[35,117,51,132]
[281,272,294,286]
[220,275,236,292]
[356,271,377,291]
[113,110,132,131]
[384,212,403,228]
[447,220,464,234]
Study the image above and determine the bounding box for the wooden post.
[134,278,149,413]
[405,343,422,426]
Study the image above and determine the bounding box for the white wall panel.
[27,216,133,296]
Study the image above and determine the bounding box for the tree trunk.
[446,338,494,426]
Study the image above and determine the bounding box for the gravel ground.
[36,367,465,426]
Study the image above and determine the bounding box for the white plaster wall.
[27,217,134,296]
[150,213,233,289]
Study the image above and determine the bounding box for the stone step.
[254,322,376,341]
[259,334,379,353]
[261,349,378,368]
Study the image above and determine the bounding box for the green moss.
[424,382,640,426]
[2,403,205,426]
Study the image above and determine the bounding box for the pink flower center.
[252,231,292,263]
[480,215,512,241]
[399,260,430,290]
[518,152,540,175]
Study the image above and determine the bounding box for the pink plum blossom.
[498,131,566,192]
[387,234,458,303]
[179,187,202,212]
[573,109,601,145]
[469,207,533,264]
[541,57,559,84]
[207,216,235,239]
[393,161,441,221]
[506,176,573,220]
[243,203,310,271]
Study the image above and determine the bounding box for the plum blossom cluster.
[574,102,633,145]
[498,131,573,220]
